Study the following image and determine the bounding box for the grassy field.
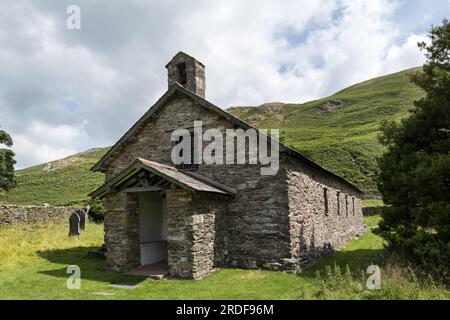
[0,148,108,207]
[0,216,447,300]
[229,68,424,194]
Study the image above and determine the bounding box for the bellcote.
[166,52,206,98]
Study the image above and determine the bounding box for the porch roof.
[89,158,236,198]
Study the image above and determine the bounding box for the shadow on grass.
[37,246,145,285]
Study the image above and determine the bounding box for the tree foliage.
[0,127,16,190]
[376,19,450,275]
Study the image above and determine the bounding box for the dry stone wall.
[0,204,76,226]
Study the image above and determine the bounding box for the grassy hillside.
[228,68,424,194]
[0,148,108,206]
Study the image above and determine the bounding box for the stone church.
[90,52,365,279]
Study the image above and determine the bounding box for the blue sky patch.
[63,95,77,112]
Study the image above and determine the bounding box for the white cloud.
[384,34,427,71]
[12,121,88,169]
[0,0,444,168]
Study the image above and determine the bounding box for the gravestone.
[77,210,86,231]
[69,212,80,236]
[78,205,91,230]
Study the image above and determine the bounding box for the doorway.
[137,192,168,266]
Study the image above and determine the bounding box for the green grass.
[0,148,108,207]
[0,217,447,300]
[229,68,424,194]
[362,199,384,207]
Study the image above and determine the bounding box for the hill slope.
[229,67,424,194]
[0,68,424,206]
[0,148,109,206]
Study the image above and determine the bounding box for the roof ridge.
[137,158,176,170]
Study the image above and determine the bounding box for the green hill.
[0,148,109,206]
[228,67,424,195]
[0,68,424,206]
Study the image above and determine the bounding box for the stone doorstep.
[124,261,169,280]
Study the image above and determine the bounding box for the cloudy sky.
[0,0,449,169]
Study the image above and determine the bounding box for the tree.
[376,19,450,273]
[0,127,16,190]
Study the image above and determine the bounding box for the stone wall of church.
[164,189,194,278]
[165,189,228,279]
[103,192,140,272]
[286,156,365,270]
[213,164,293,271]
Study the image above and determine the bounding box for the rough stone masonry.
[0,204,76,226]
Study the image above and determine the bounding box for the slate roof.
[90,158,235,198]
[91,83,363,194]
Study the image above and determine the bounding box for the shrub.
[86,198,105,223]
